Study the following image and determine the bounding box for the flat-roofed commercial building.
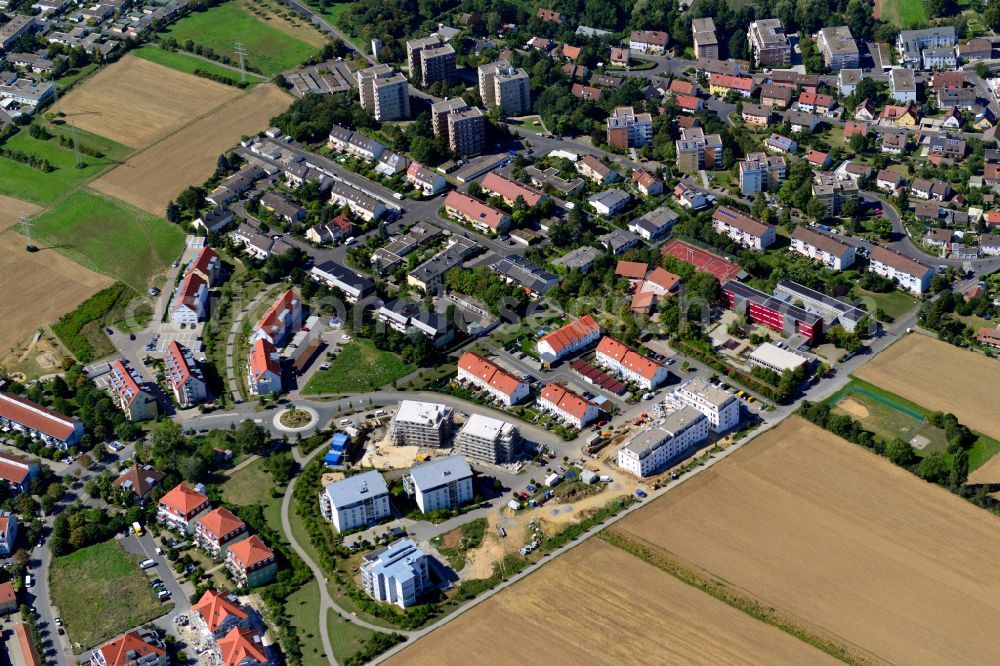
[722,280,823,340]
[388,400,453,447]
[748,342,810,374]
[618,407,708,477]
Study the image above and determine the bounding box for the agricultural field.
[617,417,1000,665]
[49,540,168,648]
[0,230,112,355]
[0,128,130,204]
[163,0,322,76]
[31,190,184,292]
[855,334,1000,441]
[387,539,838,666]
[91,83,292,215]
[878,0,929,27]
[51,55,240,148]
[303,339,415,394]
[133,45,266,84]
[0,195,39,233]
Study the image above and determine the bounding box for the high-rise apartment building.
[478,60,530,116]
[357,64,410,121]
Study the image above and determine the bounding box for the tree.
[235,420,268,454]
[151,419,184,455]
[950,449,969,486]
[885,438,918,467]
[917,452,949,484]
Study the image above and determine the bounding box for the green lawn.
[329,611,380,665]
[134,44,265,84]
[0,128,130,204]
[880,0,928,27]
[164,1,318,76]
[49,540,168,648]
[222,457,284,531]
[856,288,918,322]
[31,190,185,291]
[303,339,415,394]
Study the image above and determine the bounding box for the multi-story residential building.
[0,513,17,557]
[406,35,454,86]
[606,105,653,148]
[869,246,936,294]
[108,360,157,421]
[748,19,791,66]
[691,17,718,59]
[798,91,834,115]
[536,315,601,363]
[247,338,282,396]
[618,407,708,478]
[320,470,391,532]
[225,535,277,588]
[0,16,36,52]
[489,254,560,297]
[481,172,544,207]
[192,590,260,639]
[760,83,793,109]
[669,377,740,433]
[196,507,249,560]
[773,280,868,333]
[388,401,453,447]
[739,152,785,196]
[537,383,599,429]
[457,352,530,406]
[741,103,771,126]
[163,341,207,408]
[430,97,467,138]
[790,226,856,270]
[403,456,474,514]
[629,30,669,54]
[453,414,521,464]
[0,392,83,449]
[157,483,211,533]
[0,454,37,495]
[309,261,375,303]
[111,463,165,503]
[588,189,632,217]
[595,336,669,390]
[443,191,510,234]
[708,73,754,98]
[446,106,485,156]
[360,538,430,608]
[90,629,168,666]
[817,26,859,70]
[675,127,724,173]
[576,154,618,184]
[889,67,916,103]
[478,60,530,115]
[721,280,823,340]
[712,206,776,249]
[251,289,302,347]
[896,26,956,67]
[0,581,13,614]
[628,206,678,242]
[357,64,410,121]
[215,626,272,666]
[812,172,860,216]
[170,273,207,325]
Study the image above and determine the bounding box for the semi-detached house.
[192,590,259,640]
[712,206,776,249]
[0,392,83,449]
[457,352,530,405]
[251,289,302,347]
[594,336,668,390]
[537,383,599,429]
[536,315,601,363]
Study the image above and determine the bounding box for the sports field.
[387,539,838,666]
[91,83,292,215]
[0,128,130,204]
[163,0,320,76]
[662,238,742,283]
[31,190,184,291]
[616,417,1000,665]
[0,230,112,354]
[52,55,240,148]
[855,334,1000,441]
[133,45,266,84]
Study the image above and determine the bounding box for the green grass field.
[0,128,130,204]
[32,190,185,291]
[856,288,918,322]
[49,540,168,648]
[133,45,266,83]
[880,0,929,28]
[222,457,284,531]
[303,339,414,394]
[164,2,317,76]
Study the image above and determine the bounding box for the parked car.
[635,489,647,499]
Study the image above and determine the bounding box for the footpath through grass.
[0,127,130,204]
[302,339,414,394]
[32,190,185,291]
[49,540,168,649]
[164,1,318,76]
[134,45,265,84]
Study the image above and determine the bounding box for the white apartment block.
[388,400,452,447]
[453,414,521,465]
[668,377,740,433]
[478,60,530,116]
[320,471,391,533]
[357,64,410,121]
[869,246,935,294]
[360,539,430,608]
[403,456,474,514]
[738,152,785,196]
[711,206,776,249]
[790,226,856,270]
[618,407,708,478]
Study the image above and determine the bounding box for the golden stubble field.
[52,55,240,148]
[617,417,1000,665]
[854,333,1000,441]
[0,230,112,353]
[91,83,292,215]
[387,538,838,666]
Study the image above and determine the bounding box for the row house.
[594,336,669,390]
[251,289,303,347]
[164,341,208,408]
[482,172,544,207]
[457,352,530,406]
[711,206,776,249]
[330,183,386,221]
[869,245,936,294]
[798,91,834,115]
[629,30,669,54]
[443,191,511,234]
[405,161,446,195]
[326,125,385,162]
[537,383,599,429]
[760,83,793,109]
[536,315,601,364]
[0,392,83,449]
[790,226,856,270]
[708,73,754,98]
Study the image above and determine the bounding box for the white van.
[339,418,351,425]
[374,409,386,416]
[139,559,156,570]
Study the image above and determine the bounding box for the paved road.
[282,0,374,65]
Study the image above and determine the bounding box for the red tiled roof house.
[195,507,249,560]
[157,483,211,534]
[225,535,277,588]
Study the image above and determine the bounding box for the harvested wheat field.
[617,416,1000,665]
[968,452,1000,485]
[52,55,239,148]
[0,231,112,354]
[91,83,292,215]
[0,195,40,231]
[387,539,837,666]
[855,333,1000,441]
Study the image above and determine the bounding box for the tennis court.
[662,239,742,283]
